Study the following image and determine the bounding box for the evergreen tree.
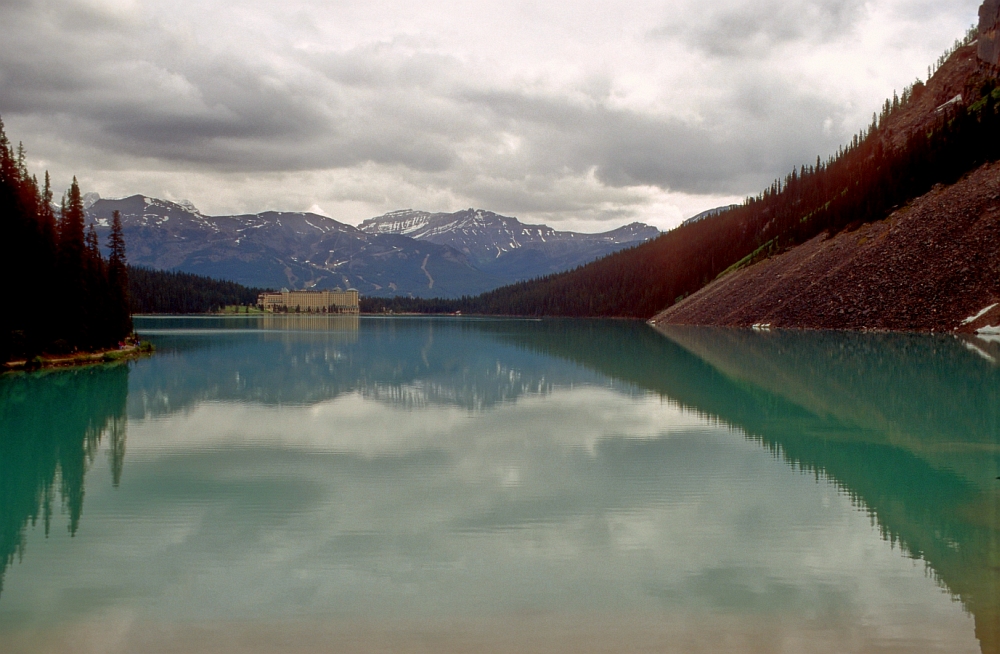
[107,211,132,338]
[0,118,134,360]
[58,179,87,348]
[0,118,18,361]
[37,172,58,309]
[83,223,107,347]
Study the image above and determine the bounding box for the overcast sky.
[0,0,982,231]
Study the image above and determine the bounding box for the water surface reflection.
[0,316,995,653]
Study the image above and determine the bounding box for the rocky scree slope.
[650,160,1000,334]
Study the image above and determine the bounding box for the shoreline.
[2,342,154,374]
[137,310,995,331]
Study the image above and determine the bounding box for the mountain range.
[85,197,658,298]
[359,208,658,281]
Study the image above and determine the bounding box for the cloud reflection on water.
[0,317,991,653]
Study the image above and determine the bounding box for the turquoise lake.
[1,316,998,653]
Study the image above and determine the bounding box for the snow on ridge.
[383,209,421,219]
[362,213,432,235]
[82,192,100,210]
[302,218,328,233]
[400,219,431,234]
[359,209,435,235]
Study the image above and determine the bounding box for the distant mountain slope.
[87,198,654,297]
[87,196,499,298]
[359,208,659,281]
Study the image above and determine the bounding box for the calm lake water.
[1,316,998,653]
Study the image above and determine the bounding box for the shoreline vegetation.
[2,340,154,374]
[215,304,266,314]
[128,266,263,314]
[1,118,134,367]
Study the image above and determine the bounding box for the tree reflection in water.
[493,320,1000,654]
[0,364,129,595]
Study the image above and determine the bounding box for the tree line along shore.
[0,117,265,368]
[0,119,133,367]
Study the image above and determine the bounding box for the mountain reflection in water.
[0,316,996,653]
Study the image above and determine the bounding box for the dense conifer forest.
[366,36,999,319]
[128,267,262,314]
[0,119,132,363]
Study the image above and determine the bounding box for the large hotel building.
[257,288,360,314]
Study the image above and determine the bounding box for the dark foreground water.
[1,316,998,653]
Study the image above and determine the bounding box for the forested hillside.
[369,32,997,320]
[0,119,132,362]
[129,267,262,314]
[652,159,1000,331]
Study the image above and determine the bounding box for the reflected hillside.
[656,327,1000,654]
[490,321,1000,654]
[0,365,129,596]
[656,327,1000,488]
[130,317,613,416]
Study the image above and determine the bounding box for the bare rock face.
[978,0,1000,67]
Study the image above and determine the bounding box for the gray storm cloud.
[0,0,982,228]
[651,0,869,58]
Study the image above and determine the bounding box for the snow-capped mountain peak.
[80,195,659,297]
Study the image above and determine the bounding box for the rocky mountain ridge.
[360,208,659,280]
[86,196,658,297]
[86,195,499,298]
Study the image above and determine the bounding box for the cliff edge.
[980,0,1000,67]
